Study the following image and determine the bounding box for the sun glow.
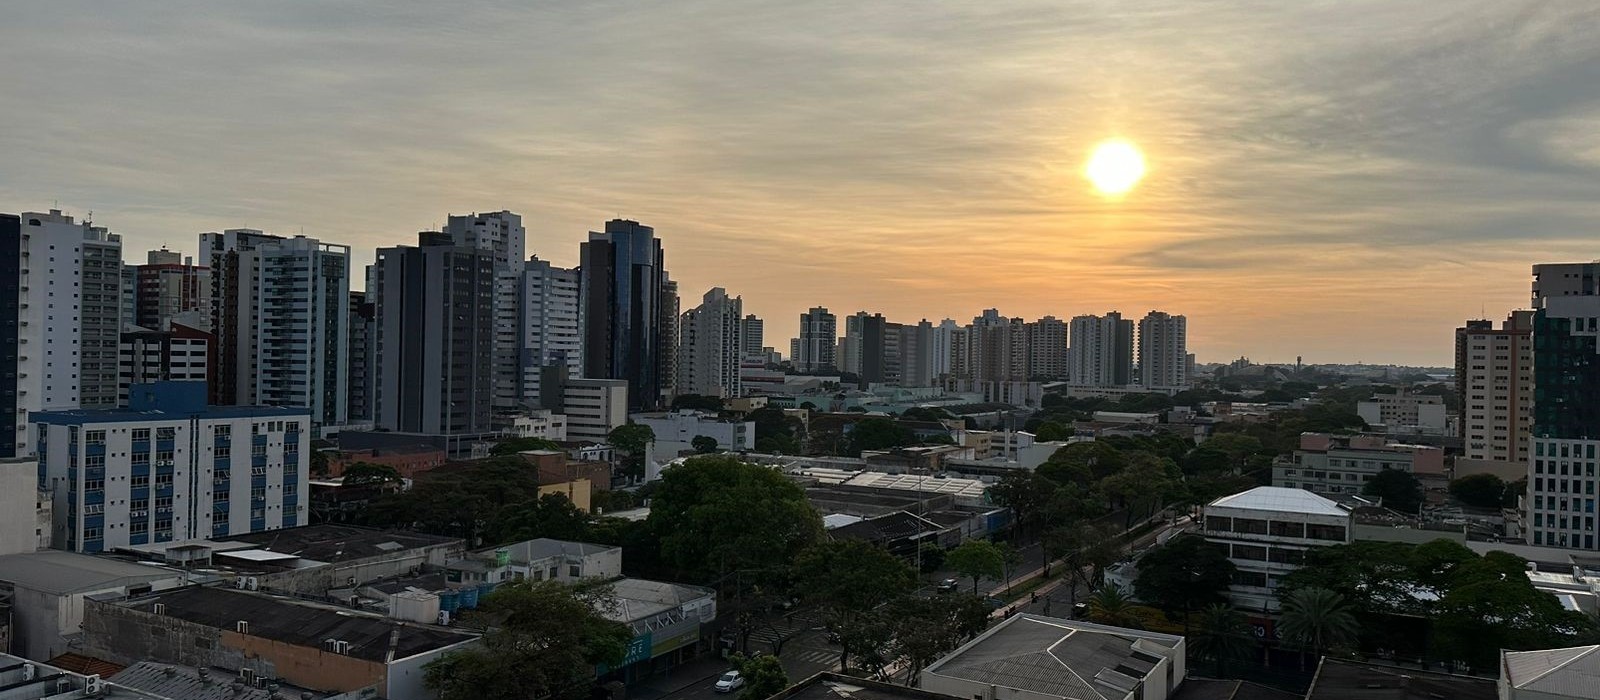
[1085,139,1147,196]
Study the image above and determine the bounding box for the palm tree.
[1087,584,1154,630]
[1278,587,1360,670]
[1190,604,1253,677]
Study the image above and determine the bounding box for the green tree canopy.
[424,581,631,700]
[794,539,915,671]
[1132,535,1236,616]
[341,462,403,485]
[1038,441,1127,486]
[1449,473,1507,509]
[945,539,1006,595]
[1278,587,1359,669]
[671,394,726,412]
[1363,469,1424,514]
[1086,584,1163,630]
[691,435,720,454]
[1191,604,1253,677]
[360,456,569,544]
[646,455,823,579]
[730,654,787,700]
[748,406,803,454]
[609,423,655,480]
[988,471,1057,539]
[844,417,916,456]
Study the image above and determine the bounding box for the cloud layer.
[5,0,1599,365]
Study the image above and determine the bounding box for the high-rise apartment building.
[372,233,496,443]
[347,290,375,422]
[742,314,764,358]
[839,312,866,375]
[441,211,526,412]
[966,310,1028,384]
[677,288,745,398]
[34,382,311,552]
[3,210,127,456]
[133,248,212,331]
[1068,312,1133,386]
[580,220,671,410]
[118,323,211,405]
[1456,312,1533,464]
[1026,316,1069,379]
[1138,311,1188,390]
[516,256,582,408]
[793,307,838,373]
[254,237,350,435]
[1526,263,1600,548]
[199,228,283,407]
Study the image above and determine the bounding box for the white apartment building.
[563,378,628,442]
[1138,311,1188,390]
[1356,389,1448,435]
[33,381,311,553]
[21,210,125,414]
[792,307,838,372]
[1456,312,1533,463]
[516,256,582,407]
[1202,486,1352,612]
[1026,315,1068,379]
[254,237,350,435]
[676,288,744,398]
[630,410,756,452]
[443,211,527,413]
[503,410,569,442]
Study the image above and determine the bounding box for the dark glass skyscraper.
[580,219,670,410]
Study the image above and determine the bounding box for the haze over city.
[5,1,1599,364]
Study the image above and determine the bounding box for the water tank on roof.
[495,548,510,566]
[439,590,461,613]
[460,586,480,609]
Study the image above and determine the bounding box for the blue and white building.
[33,382,310,553]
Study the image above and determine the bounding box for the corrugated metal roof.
[1207,486,1347,516]
[1504,645,1600,698]
[0,551,184,595]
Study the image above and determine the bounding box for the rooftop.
[1305,658,1495,700]
[1502,645,1600,699]
[110,662,343,700]
[603,578,715,624]
[831,511,945,543]
[222,524,460,564]
[0,550,185,595]
[486,538,618,564]
[1208,486,1348,517]
[126,586,477,662]
[923,614,1182,700]
[771,673,963,700]
[1172,679,1300,700]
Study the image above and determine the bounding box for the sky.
[5,1,1600,367]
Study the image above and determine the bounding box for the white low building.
[630,410,755,452]
[1202,486,1352,612]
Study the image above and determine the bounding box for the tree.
[672,394,726,412]
[988,471,1057,541]
[341,462,403,485]
[491,436,562,456]
[1098,452,1182,527]
[945,540,1005,595]
[1046,522,1122,601]
[692,435,720,454]
[1035,421,1073,442]
[844,418,915,456]
[361,456,560,544]
[729,654,787,700]
[1191,604,1253,677]
[609,424,655,480]
[889,594,992,682]
[1363,469,1423,514]
[748,406,803,454]
[1085,584,1161,629]
[647,455,823,580]
[1133,535,1235,625]
[1038,441,1127,486]
[499,492,594,542]
[1449,473,1507,509]
[1277,587,1359,670]
[310,449,331,477]
[794,539,916,670]
[424,581,631,700]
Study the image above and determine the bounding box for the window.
[547,566,558,579]
[131,475,149,488]
[1268,521,1305,538]
[1306,524,1347,542]
[132,428,150,441]
[569,565,581,578]
[252,444,267,456]
[1206,516,1231,531]
[1232,518,1268,535]
[214,425,231,439]
[1268,548,1304,565]
[85,430,105,445]
[215,446,230,458]
[156,427,176,440]
[1232,544,1266,561]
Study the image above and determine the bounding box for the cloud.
[3,0,1599,365]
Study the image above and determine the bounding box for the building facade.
[1456,312,1533,463]
[676,288,744,398]
[516,256,583,408]
[442,211,526,413]
[562,378,629,442]
[198,228,285,407]
[1068,312,1134,387]
[1026,315,1069,380]
[133,248,212,331]
[1137,311,1188,390]
[793,307,837,372]
[630,410,756,451]
[1527,263,1600,549]
[1273,433,1444,500]
[254,237,350,435]
[117,324,210,406]
[1202,487,1352,612]
[580,220,671,410]
[33,382,311,553]
[1355,389,1448,435]
[347,290,375,422]
[371,234,496,439]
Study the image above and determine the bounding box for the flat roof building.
[0,550,190,661]
[920,614,1186,700]
[1202,487,1351,612]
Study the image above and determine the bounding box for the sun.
[1085,139,1147,196]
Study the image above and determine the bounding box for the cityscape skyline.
[5,2,1593,366]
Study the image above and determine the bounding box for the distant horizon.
[4,2,1591,366]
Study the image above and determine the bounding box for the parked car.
[936,578,960,593]
[715,671,745,693]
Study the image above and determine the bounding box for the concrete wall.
[387,638,476,700]
[260,541,465,596]
[0,459,40,556]
[8,587,62,660]
[1354,524,1467,545]
[82,599,386,696]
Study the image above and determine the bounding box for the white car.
[715,671,745,693]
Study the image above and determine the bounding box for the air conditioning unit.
[21,664,35,681]
[83,675,102,695]
[437,610,451,625]
[234,578,247,589]
[152,603,166,615]
[235,620,249,634]
[245,577,259,591]
[325,639,350,654]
